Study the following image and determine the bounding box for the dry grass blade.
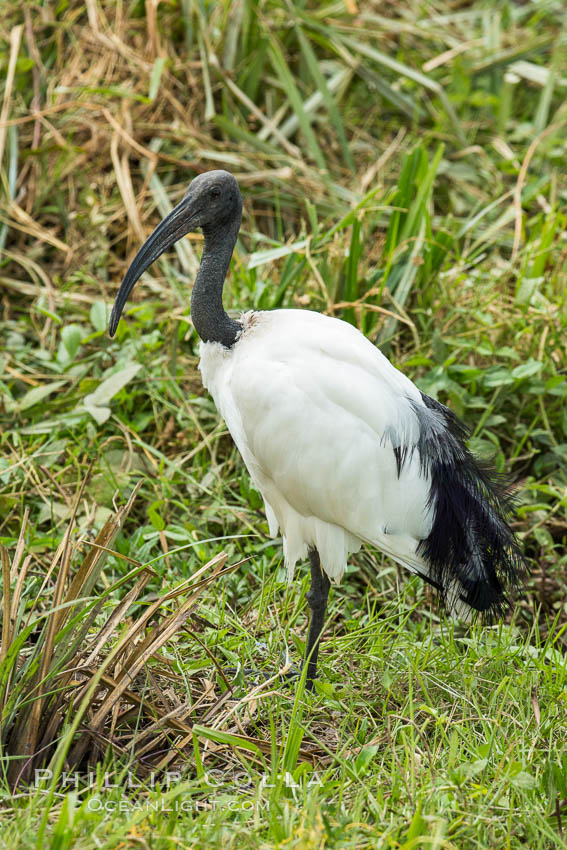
[59,480,146,631]
[0,25,23,168]
[0,548,12,665]
[79,572,152,670]
[110,131,145,243]
[8,507,28,583]
[0,205,71,257]
[511,116,567,262]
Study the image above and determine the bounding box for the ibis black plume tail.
[413,393,527,619]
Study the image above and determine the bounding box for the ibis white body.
[200,308,469,611]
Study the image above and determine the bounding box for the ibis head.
[108,170,242,339]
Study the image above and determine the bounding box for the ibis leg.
[304,548,330,689]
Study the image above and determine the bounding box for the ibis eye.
[210,186,221,199]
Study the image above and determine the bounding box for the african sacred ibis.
[109,170,526,688]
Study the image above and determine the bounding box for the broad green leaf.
[404,801,427,843]
[83,363,142,423]
[510,771,536,790]
[511,360,542,380]
[355,744,380,775]
[148,501,166,531]
[84,363,142,407]
[58,325,82,364]
[5,380,66,413]
[149,57,166,102]
[90,301,107,333]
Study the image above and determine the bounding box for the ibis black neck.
[191,216,242,348]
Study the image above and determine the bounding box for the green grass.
[1,0,567,847]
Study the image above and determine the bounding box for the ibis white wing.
[200,309,434,583]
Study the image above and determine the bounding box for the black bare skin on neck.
[191,215,242,349]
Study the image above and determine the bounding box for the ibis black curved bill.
[108,194,194,337]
